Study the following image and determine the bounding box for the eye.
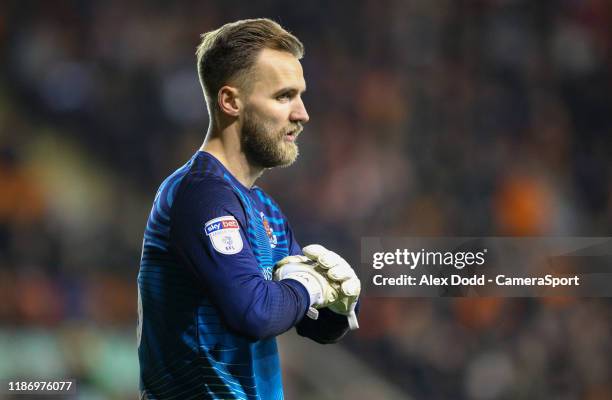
[276,93,292,102]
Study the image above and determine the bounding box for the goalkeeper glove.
[302,244,361,330]
[273,255,340,320]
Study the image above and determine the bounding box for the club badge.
[260,211,278,249]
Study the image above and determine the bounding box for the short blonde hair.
[196,18,304,112]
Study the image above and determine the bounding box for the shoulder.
[181,168,234,193]
[156,152,237,207]
[176,170,244,210]
[170,167,254,233]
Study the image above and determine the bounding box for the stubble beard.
[241,109,301,168]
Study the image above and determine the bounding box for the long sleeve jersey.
[138,151,350,400]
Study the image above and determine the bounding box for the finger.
[327,264,354,282]
[302,244,328,262]
[316,252,343,269]
[341,278,361,297]
[275,255,310,267]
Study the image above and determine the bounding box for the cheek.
[268,108,290,126]
[265,114,289,135]
[262,101,291,123]
[247,101,291,130]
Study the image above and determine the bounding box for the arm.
[284,220,357,343]
[296,303,360,344]
[171,175,310,341]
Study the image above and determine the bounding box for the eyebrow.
[272,87,307,97]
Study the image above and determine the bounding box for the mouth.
[284,129,301,142]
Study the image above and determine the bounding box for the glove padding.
[302,245,361,329]
[273,255,339,309]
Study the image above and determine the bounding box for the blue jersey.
[138,151,350,400]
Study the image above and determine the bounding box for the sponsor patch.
[204,216,243,255]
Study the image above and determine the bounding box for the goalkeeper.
[137,18,360,400]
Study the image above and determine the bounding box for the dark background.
[0,1,611,399]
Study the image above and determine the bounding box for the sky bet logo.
[205,216,239,235]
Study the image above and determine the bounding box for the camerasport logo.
[205,216,243,255]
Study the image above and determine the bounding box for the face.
[240,48,309,168]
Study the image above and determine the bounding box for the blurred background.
[1,0,611,399]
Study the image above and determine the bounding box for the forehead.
[248,48,306,93]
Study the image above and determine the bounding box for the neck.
[200,123,264,189]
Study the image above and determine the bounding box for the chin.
[279,144,299,167]
[271,154,298,168]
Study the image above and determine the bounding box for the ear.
[217,86,242,117]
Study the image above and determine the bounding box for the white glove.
[302,245,361,330]
[273,255,339,320]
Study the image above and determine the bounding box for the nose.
[290,97,310,124]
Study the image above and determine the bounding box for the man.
[138,19,360,399]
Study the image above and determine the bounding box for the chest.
[239,192,290,278]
